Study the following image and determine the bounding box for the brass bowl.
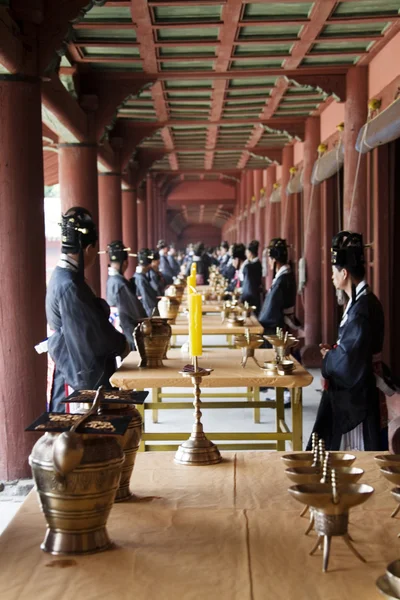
[375,455,400,468]
[376,574,400,600]
[380,466,400,485]
[387,560,400,597]
[288,483,374,514]
[277,359,294,375]
[285,466,364,485]
[282,452,356,469]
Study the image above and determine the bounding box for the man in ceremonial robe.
[241,240,263,314]
[46,208,129,413]
[133,248,159,317]
[106,240,146,348]
[307,231,385,451]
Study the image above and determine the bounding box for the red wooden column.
[302,117,322,364]
[265,165,277,289]
[59,143,100,294]
[321,178,338,345]
[137,190,147,249]
[344,66,368,236]
[246,171,254,242]
[122,186,138,279]
[146,174,154,249]
[281,145,294,244]
[254,169,263,243]
[98,172,122,297]
[0,75,47,479]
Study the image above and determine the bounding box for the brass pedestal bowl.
[285,466,364,486]
[379,467,400,519]
[234,329,263,367]
[289,481,374,572]
[375,455,400,469]
[282,452,356,469]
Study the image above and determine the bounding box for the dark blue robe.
[258,268,296,334]
[148,268,165,296]
[308,288,384,450]
[159,254,174,285]
[106,272,146,347]
[133,271,158,317]
[167,254,180,277]
[241,259,263,313]
[46,267,127,412]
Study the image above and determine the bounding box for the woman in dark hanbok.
[308,231,385,451]
[106,240,146,348]
[46,208,128,413]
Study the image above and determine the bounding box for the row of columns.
[0,74,166,479]
[223,67,369,359]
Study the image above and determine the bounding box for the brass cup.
[375,454,400,468]
[282,452,356,469]
[386,560,400,597]
[288,482,374,513]
[380,466,400,485]
[285,466,364,485]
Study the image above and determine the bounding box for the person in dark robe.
[227,243,246,293]
[219,241,230,276]
[157,240,174,285]
[133,248,159,317]
[223,244,237,285]
[185,242,211,284]
[307,231,385,451]
[46,208,129,413]
[167,245,180,277]
[258,238,297,335]
[258,238,297,406]
[241,240,263,313]
[105,240,146,349]
[148,250,166,296]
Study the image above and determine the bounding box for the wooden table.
[170,313,263,347]
[0,452,395,600]
[110,348,313,452]
[179,302,222,314]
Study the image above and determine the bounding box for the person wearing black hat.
[241,240,263,313]
[157,240,174,285]
[307,231,385,451]
[258,238,297,334]
[227,243,246,293]
[46,208,129,413]
[148,250,166,296]
[106,241,146,349]
[185,242,211,284]
[132,248,159,317]
[167,244,181,277]
[219,241,230,277]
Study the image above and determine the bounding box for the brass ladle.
[52,386,104,479]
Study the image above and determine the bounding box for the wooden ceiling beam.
[284,1,337,70]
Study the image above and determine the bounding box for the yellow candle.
[189,293,202,357]
[191,262,197,276]
[187,274,196,295]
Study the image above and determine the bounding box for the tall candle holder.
[174,356,222,466]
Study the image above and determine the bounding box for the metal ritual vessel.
[265,326,299,364]
[64,389,147,502]
[174,356,221,466]
[379,466,400,520]
[134,317,172,367]
[27,388,130,555]
[288,468,374,572]
[234,327,264,367]
[375,455,400,469]
[158,295,180,324]
[172,280,185,301]
[241,301,257,319]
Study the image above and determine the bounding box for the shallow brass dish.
[375,455,400,468]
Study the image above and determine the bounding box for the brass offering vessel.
[234,328,264,367]
[64,389,147,502]
[265,326,299,363]
[134,317,172,367]
[241,301,256,319]
[375,455,400,469]
[175,357,221,466]
[158,293,180,324]
[172,279,185,301]
[379,466,400,520]
[27,388,130,555]
[289,467,374,572]
[282,451,356,469]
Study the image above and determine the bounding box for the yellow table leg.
[276,387,285,451]
[292,388,303,451]
[152,387,161,423]
[226,334,233,347]
[253,386,261,424]
[136,395,146,452]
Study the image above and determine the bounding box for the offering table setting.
[0,451,399,600]
[169,313,263,348]
[110,347,312,452]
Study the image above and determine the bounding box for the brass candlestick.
[174,356,222,466]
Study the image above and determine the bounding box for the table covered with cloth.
[0,451,397,600]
